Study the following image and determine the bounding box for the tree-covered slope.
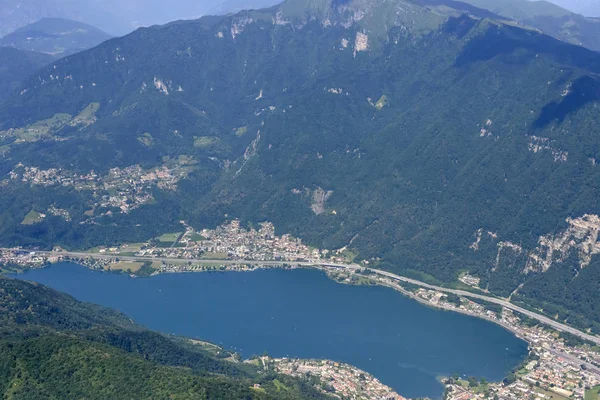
[1,0,600,333]
[0,47,54,101]
[0,18,112,57]
[0,276,330,399]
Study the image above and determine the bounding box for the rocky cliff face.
[525,215,600,273]
[474,214,600,276]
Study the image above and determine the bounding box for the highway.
[30,250,353,268]
[21,249,600,345]
[366,268,600,345]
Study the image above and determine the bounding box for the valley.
[14,263,528,399]
[2,0,600,398]
[4,218,600,399]
[1,0,600,338]
[13,256,600,399]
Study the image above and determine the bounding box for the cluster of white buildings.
[10,163,192,218]
[271,358,405,400]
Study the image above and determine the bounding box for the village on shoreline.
[3,219,600,400]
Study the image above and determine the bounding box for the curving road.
[22,249,600,345]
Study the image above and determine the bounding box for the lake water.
[14,262,528,399]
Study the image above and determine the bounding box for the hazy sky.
[0,0,282,37]
[546,0,600,16]
[2,0,599,39]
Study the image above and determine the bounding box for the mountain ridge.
[456,0,600,51]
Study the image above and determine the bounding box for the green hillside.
[0,47,54,101]
[1,0,600,334]
[0,276,330,399]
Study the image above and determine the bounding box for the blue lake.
[14,262,528,399]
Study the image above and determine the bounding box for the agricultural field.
[586,385,600,400]
[105,261,144,273]
[157,232,182,243]
[20,210,45,225]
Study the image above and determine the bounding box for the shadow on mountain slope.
[534,75,600,128]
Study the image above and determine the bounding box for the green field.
[456,379,489,395]
[106,261,144,273]
[21,210,45,225]
[235,126,248,137]
[200,251,228,260]
[586,385,600,400]
[535,386,570,400]
[188,339,224,357]
[2,113,72,144]
[157,232,182,243]
[190,232,207,242]
[193,136,219,148]
[375,94,389,110]
[68,102,99,127]
[118,243,146,253]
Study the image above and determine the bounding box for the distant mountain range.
[0,18,111,102]
[2,0,600,336]
[0,18,112,57]
[2,0,599,52]
[458,0,600,51]
[209,0,281,15]
[549,0,600,16]
[0,0,283,37]
[0,0,124,37]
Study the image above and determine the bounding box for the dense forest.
[0,47,54,101]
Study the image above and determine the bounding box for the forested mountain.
[0,276,330,399]
[0,18,112,57]
[1,0,600,334]
[0,0,125,37]
[457,0,600,52]
[0,47,54,101]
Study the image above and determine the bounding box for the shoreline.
[1,256,586,346]
[2,258,543,343]
[7,261,418,400]
[6,257,600,399]
[7,246,600,346]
